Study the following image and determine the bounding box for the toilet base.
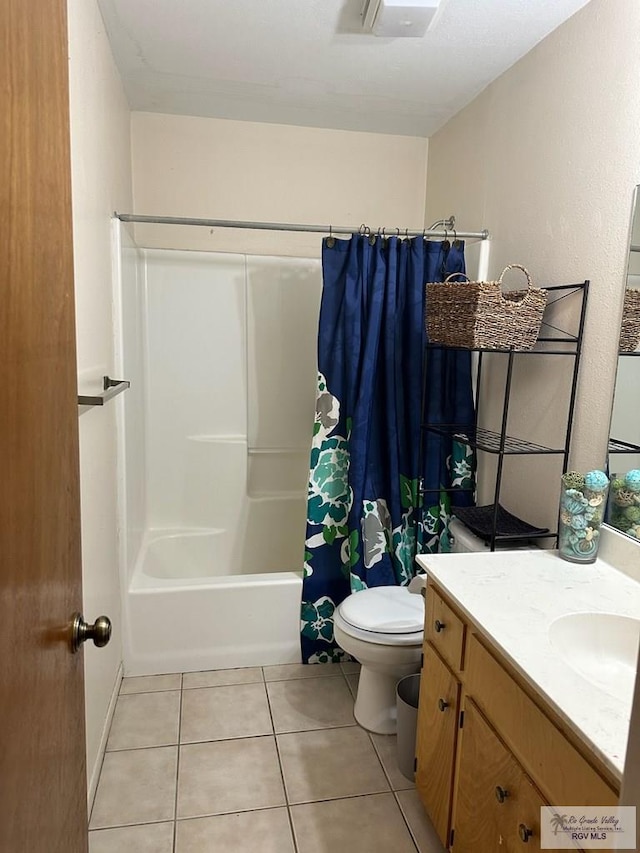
[353,661,421,735]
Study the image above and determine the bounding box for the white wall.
[424,0,640,534]
[130,113,429,257]
[67,0,132,801]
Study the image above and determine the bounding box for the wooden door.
[0,1,88,851]
[454,700,570,853]
[415,642,461,847]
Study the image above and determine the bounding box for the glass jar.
[558,471,609,564]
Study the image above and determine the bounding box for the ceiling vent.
[361,0,441,37]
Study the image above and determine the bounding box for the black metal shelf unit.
[419,281,589,551]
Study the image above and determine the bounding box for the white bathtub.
[125,524,304,675]
[123,485,307,675]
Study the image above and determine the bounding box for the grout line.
[175,803,290,823]
[263,674,299,853]
[275,722,359,738]
[172,676,185,853]
[101,722,363,757]
[119,687,181,696]
[393,790,421,853]
[89,817,176,833]
[367,731,394,792]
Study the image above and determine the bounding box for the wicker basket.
[425,264,547,350]
[618,288,640,353]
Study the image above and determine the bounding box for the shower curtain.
[300,235,476,664]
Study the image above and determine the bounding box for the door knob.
[71,613,112,653]
[434,619,446,632]
[438,698,449,712]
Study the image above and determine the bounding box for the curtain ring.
[382,227,386,238]
[364,225,371,236]
[359,223,367,235]
[395,227,400,237]
[405,228,410,240]
[452,227,458,248]
[327,224,336,248]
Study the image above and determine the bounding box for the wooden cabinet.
[416,582,619,852]
[415,643,461,846]
[455,700,547,853]
[426,589,466,673]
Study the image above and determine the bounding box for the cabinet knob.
[434,619,446,633]
[437,698,449,712]
[518,824,533,843]
[495,786,509,803]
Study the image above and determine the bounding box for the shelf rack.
[419,281,589,551]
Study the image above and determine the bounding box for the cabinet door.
[454,700,568,853]
[415,642,461,847]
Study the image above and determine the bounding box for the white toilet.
[335,519,535,735]
[333,586,424,734]
[449,516,536,553]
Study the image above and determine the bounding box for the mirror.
[607,186,640,540]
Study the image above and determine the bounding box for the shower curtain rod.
[115,212,490,241]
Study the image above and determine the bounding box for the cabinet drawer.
[415,643,461,847]
[426,586,466,672]
[455,699,551,853]
[466,634,618,806]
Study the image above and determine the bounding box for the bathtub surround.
[118,246,322,673]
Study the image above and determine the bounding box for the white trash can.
[396,673,421,781]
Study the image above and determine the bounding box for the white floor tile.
[175,808,295,852]
[180,683,272,743]
[177,737,285,818]
[89,822,174,853]
[90,747,178,829]
[291,793,417,853]
[107,691,180,751]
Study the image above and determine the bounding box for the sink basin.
[548,613,640,704]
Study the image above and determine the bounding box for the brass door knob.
[434,619,446,632]
[518,824,533,843]
[71,613,112,653]
[495,786,509,803]
[437,698,449,712]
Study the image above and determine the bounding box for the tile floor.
[89,662,444,852]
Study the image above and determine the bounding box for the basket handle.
[498,264,533,289]
[443,272,472,283]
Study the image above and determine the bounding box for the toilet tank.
[449,517,490,553]
[449,517,535,554]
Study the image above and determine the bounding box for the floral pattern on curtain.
[300,236,476,664]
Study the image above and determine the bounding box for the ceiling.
[97,0,591,137]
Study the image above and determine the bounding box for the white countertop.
[415,547,640,780]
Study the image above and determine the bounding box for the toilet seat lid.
[339,587,424,634]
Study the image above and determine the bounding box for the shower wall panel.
[246,256,322,497]
[125,248,322,578]
[121,230,146,577]
[144,250,247,529]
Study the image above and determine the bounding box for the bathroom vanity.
[414,545,640,852]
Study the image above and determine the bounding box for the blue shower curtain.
[300,235,476,664]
